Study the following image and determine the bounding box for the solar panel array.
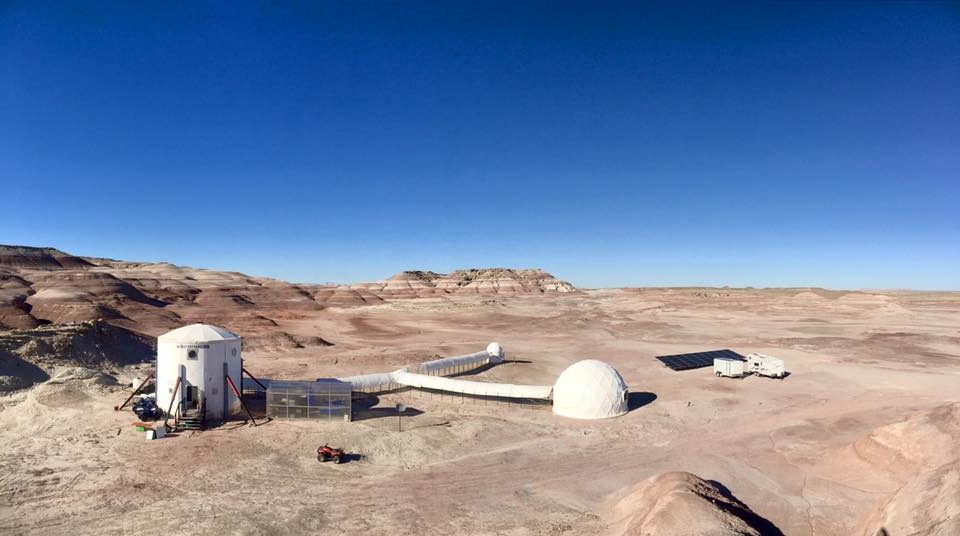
[656,349,746,371]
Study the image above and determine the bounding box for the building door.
[186,385,199,409]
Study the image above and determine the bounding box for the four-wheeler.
[317,444,345,464]
[132,396,163,421]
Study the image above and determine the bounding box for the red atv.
[317,444,345,464]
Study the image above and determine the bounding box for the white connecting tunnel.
[392,370,553,399]
[413,350,498,376]
[337,345,553,400]
[337,370,404,394]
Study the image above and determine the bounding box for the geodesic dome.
[552,359,629,419]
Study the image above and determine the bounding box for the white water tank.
[156,323,242,421]
[552,360,629,420]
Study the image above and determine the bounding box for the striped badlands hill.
[350,268,577,298]
[0,245,576,350]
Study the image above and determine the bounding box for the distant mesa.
[352,268,577,297]
[387,270,443,283]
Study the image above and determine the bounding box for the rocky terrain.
[609,472,783,536]
[849,402,960,535]
[0,320,153,392]
[0,244,958,536]
[0,244,576,353]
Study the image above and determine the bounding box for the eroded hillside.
[0,245,578,381]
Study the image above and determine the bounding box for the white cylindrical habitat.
[156,323,242,422]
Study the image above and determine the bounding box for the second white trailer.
[746,353,786,378]
[713,358,745,378]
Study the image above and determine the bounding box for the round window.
[187,350,198,359]
[231,348,237,357]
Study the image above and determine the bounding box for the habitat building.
[156,323,243,424]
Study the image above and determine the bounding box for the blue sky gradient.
[2,2,958,289]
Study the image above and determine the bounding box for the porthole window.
[187,350,198,360]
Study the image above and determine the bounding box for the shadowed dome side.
[157,323,240,343]
[553,359,629,420]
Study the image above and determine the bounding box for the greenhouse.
[266,379,352,421]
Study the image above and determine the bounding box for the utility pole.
[396,402,406,432]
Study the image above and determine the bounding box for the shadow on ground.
[0,351,50,392]
[317,452,364,464]
[628,391,657,411]
[351,395,425,421]
[353,406,425,421]
[707,479,785,536]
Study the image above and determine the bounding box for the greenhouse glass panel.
[266,379,352,421]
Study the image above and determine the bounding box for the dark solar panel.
[656,349,746,371]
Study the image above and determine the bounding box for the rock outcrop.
[609,472,783,536]
[0,246,337,356]
[855,403,960,536]
[0,271,40,329]
[0,245,94,270]
[0,320,154,392]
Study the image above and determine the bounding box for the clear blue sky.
[1,2,958,289]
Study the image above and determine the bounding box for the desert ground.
[1,247,958,535]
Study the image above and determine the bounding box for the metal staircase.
[175,398,205,431]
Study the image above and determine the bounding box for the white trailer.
[746,353,786,378]
[713,358,745,378]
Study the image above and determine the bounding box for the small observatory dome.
[552,359,629,419]
[487,342,506,361]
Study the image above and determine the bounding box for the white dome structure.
[486,342,505,360]
[159,323,239,343]
[552,360,629,420]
